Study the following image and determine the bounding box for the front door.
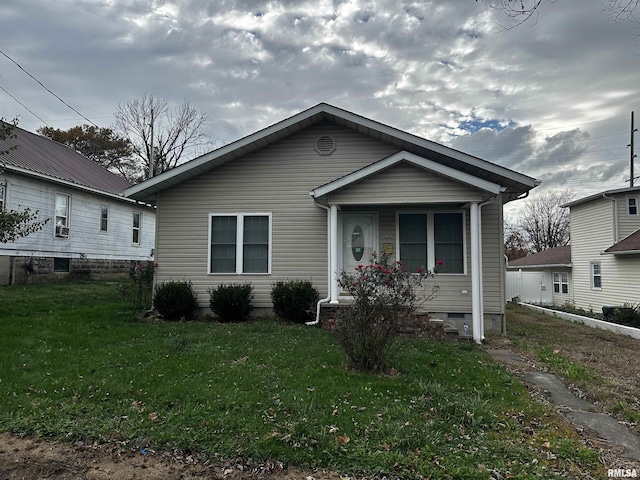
[341,213,377,273]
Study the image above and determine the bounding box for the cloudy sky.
[1,0,638,217]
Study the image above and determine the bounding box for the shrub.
[153,280,199,321]
[119,261,155,311]
[209,283,254,322]
[332,252,438,373]
[271,280,319,324]
[612,303,640,328]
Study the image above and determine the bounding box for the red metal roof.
[0,123,132,195]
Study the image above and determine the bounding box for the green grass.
[0,282,601,478]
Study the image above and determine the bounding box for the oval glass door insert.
[351,224,364,261]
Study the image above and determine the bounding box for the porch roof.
[310,150,504,199]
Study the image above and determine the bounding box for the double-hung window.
[627,196,639,216]
[398,213,428,272]
[398,211,465,274]
[0,184,5,212]
[553,272,569,294]
[132,211,141,245]
[55,193,70,237]
[209,213,271,274]
[591,262,602,289]
[100,203,109,233]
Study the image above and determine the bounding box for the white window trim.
[100,203,109,233]
[590,261,602,290]
[0,182,6,212]
[132,211,141,246]
[553,271,569,294]
[54,192,71,238]
[208,213,272,275]
[395,209,467,275]
[626,196,639,216]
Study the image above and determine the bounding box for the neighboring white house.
[563,186,640,312]
[506,187,640,313]
[0,123,155,284]
[506,245,572,305]
[125,103,540,342]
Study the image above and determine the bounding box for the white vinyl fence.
[505,269,552,305]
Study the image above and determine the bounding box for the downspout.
[602,193,618,243]
[306,201,332,325]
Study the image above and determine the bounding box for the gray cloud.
[0,0,637,201]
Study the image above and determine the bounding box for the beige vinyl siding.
[481,200,505,316]
[353,202,503,317]
[155,122,508,322]
[570,199,615,310]
[327,162,485,205]
[155,124,400,309]
[617,193,640,240]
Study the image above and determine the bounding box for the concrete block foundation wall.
[0,256,135,285]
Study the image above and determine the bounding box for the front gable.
[311,151,501,206]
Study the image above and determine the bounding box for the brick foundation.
[319,304,455,340]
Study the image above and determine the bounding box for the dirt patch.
[0,433,342,480]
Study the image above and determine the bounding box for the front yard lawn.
[0,282,600,478]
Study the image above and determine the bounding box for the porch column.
[330,204,340,303]
[470,202,483,343]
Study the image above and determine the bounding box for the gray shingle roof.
[507,245,572,268]
[0,123,132,195]
[604,229,640,254]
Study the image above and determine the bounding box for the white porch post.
[470,202,483,343]
[330,204,340,303]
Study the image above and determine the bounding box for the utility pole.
[631,111,637,187]
[149,106,155,180]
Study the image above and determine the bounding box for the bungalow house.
[125,103,539,342]
[0,123,155,284]
[562,186,640,312]
[506,245,572,305]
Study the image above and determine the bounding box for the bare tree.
[113,93,212,182]
[504,219,530,260]
[480,0,639,33]
[516,188,574,253]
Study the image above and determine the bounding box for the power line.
[0,83,50,127]
[0,48,97,127]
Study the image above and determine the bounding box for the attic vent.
[315,135,336,156]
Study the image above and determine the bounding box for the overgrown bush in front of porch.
[332,252,438,373]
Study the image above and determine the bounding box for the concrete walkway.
[487,348,640,462]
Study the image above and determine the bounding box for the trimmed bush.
[153,280,198,321]
[209,283,253,322]
[271,280,320,324]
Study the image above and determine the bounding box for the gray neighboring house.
[0,123,156,284]
[506,246,572,305]
[125,103,539,342]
